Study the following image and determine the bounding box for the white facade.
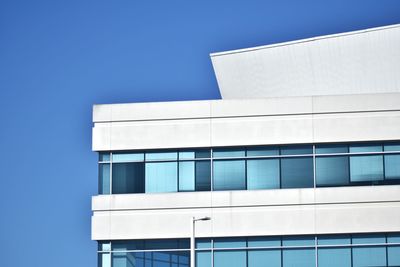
[92,24,400,266]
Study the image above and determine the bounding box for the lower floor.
[98,233,400,267]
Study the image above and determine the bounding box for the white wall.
[92,93,400,151]
[210,24,400,99]
[92,185,400,240]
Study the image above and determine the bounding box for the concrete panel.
[313,111,400,143]
[211,24,400,99]
[92,186,400,240]
[210,115,314,147]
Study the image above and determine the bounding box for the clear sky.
[0,0,399,266]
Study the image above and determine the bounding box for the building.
[92,24,400,267]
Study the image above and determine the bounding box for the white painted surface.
[210,24,400,99]
[92,93,400,151]
[92,186,400,240]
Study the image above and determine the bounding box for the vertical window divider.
[110,152,113,195]
[313,145,316,188]
[315,236,318,267]
[211,238,214,267]
[210,148,214,191]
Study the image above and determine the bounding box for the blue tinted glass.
[99,242,111,251]
[388,246,400,266]
[113,252,144,267]
[247,159,280,190]
[248,237,281,247]
[179,151,195,159]
[196,239,211,249]
[146,152,177,161]
[349,144,382,153]
[282,236,314,246]
[99,153,110,161]
[318,235,351,245]
[282,248,315,267]
[248,250,281,267]
[213,160,246,190]
[99,253,111,267]
[247,147,279,156]
[113,240,145,250]
[388,234,400,243]
[385,154,400,180]
[195,161,211,191]
[213,149,245,158]
[352,246,386,267]
[352,234,386,244]
[281,157,313,188]
[112,153,144,162]
[316,156,349,186]
[112,163,145,194]
[99,163,110,194]
[350,155,384,182]
[145,239,180,250]
[316,145,348,154]
[214,238,246,248]
[385,143,400,152]
[145,162,177,193]
[196,251,211,267]
[318,248,351,267]
[214,251,246,267]
[179,162,195,191]
[280,145,312,155]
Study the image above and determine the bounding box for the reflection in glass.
[318,248,351,267]
[214,238,246,248]
[112,153,144,162]
[196,251,211,267]
[213,149,245,158]
[316,145,348,154]
[179,162,195,191]
[214,250,246,267]
[316,156,349,186]
[281,157,313,188]
[213,160,246,190]
[385,154,400,180]
[247,147,279,156]
[247,159,280,189]
[113,163,145,194]
[349,144,382,153]
[146,151,177,161]
[280,145,312,155]
[195,161,211,191]
[282,248,315,267]
[99,163,110,194]
[352,235,387,267]
[99,153,110,161]
[248,250,281,267]
[145,162,177,193]
[350,155,383,182]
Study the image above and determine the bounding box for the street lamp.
[190,216,211,267]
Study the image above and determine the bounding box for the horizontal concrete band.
[92,186,400,240]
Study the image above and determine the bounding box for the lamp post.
[190,216,211,267]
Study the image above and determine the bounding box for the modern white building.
[92,24,400,267]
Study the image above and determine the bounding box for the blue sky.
[0,1,399,266]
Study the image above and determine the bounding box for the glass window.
[98,253,111,267]
[112,152,144,162]
[196,239,212,249]
[318,235,351,245]
[248,237,281,247]
[179,162,195,191]
[214,237,246,248]
[213,149,245,158]
[318,248,351,267]
[146,151,177,161]
[281,157,313,188]
[112,163,145,194]
[385,143,400,152]
[349,144,382,153]
[179,149,211,159]
[196,251,211,267]
[248,250,281,267]
[282,236,314,246]
[179,151,195,160]
[213,160,246,190]
[247,146,279,157]
[282,248,315,267]
[280,145,313,155]
[99,152,110,161]
[316,145,348,154]
[214,251,246,267]
[316,156,349,186]
[350,155,384,182]
[145,162,177,193]
[352,234,387,267]
[99,163,110,194]
[388,246,400,266]
[195,161,211,191]
[113,240,145,251]
[385,154,400,180]
[247,159,280,190]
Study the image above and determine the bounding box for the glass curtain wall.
[98,142,400,195]
[98,233,400,267]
